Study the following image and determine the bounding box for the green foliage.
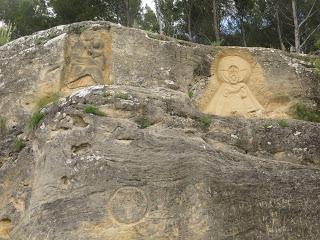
[313,59,320,77]
[0,22,14,46]
[136,117,151,129]
[0,0,319,53]
[12,138,26,152]
[115,92,129,100]
[263,124,273,129]
[188,88,193,98]
[103,91,112,97]
[314,40,320,50]
[290,103,320,123]
[0,0,54,37]
[70,25,86,34]
[277,119,289,128]
[0,117,7,133]
[137,5,159,32]
[28,111,44,129]
[211,40,223,46]
[199,116,212,127]
[35,92,60,110]
[84,105,106,116]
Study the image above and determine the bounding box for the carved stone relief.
[108,187,148,225]
[198,49,266,117]
[61,30,112,93]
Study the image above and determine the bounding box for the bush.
[290,103,320,123]
[199,116,212,127]
[277,119,289,128]
[115,92,129,100]
[84,105,106,116]
[103,91,112,97]
[35,92,60,110]
[28,111,44,129]
[12,138,26,152]
[136,117,151,129]
[0,23,14,46]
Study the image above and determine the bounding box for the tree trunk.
[125,0,130,27]
[187,6,192,41]
[292,0,300,52]
[240,17,247,47]
[155,0,165,34]
[212,0,220,41]
[276,7,286,51]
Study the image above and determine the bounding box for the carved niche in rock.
[61,30,112,92]
[198,49,266,117]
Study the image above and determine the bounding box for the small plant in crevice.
[34,38,44,46]
[277,119,289,128]
[199,116,212,128]
[35,92,60,110]
[115,92,129,100]
[71,25,86,34]
[28,111,45,129]
[263,123,273,130]
[136,117,151,129]
[290,103,320,123]
[188,88,194,98]
[0,117,7,134]
[103,91,112,97]
[12,138,26,152]
[47,32,57,39]
[84,104,106,116]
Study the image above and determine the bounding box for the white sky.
[142,0,156,11]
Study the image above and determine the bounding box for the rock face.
[0,22,320,240]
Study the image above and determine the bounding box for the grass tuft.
[199,116,212,127]
[103,91,112,97]
[211,40,223,47]
[0,117,7,134]
[0,22,14,46]
[28,111,44,129]
[84,105,106,116]
[136,117,151,129]
[277,119,289,128]
[115,92,129,100]
[188,88,193,98]
[313,59,320,77]
[290,103,320,123]
[12,138,26,152]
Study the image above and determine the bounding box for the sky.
[142,0,156,11]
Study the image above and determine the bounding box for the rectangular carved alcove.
[61,30,112,94]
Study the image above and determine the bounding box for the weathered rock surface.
[0,22,320,239]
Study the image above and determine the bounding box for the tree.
[138,5,159,32]
[291,0,320,53]
[154,0,165,34]
[212,0,220,41]
[0,0,53,37]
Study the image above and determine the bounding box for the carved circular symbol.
[109,187,148,224]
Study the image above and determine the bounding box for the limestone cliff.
[0,21,320,240]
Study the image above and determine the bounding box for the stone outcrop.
[0,21,320,239]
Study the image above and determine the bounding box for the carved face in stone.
[218,56,251,85]
[226,65,240,84]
